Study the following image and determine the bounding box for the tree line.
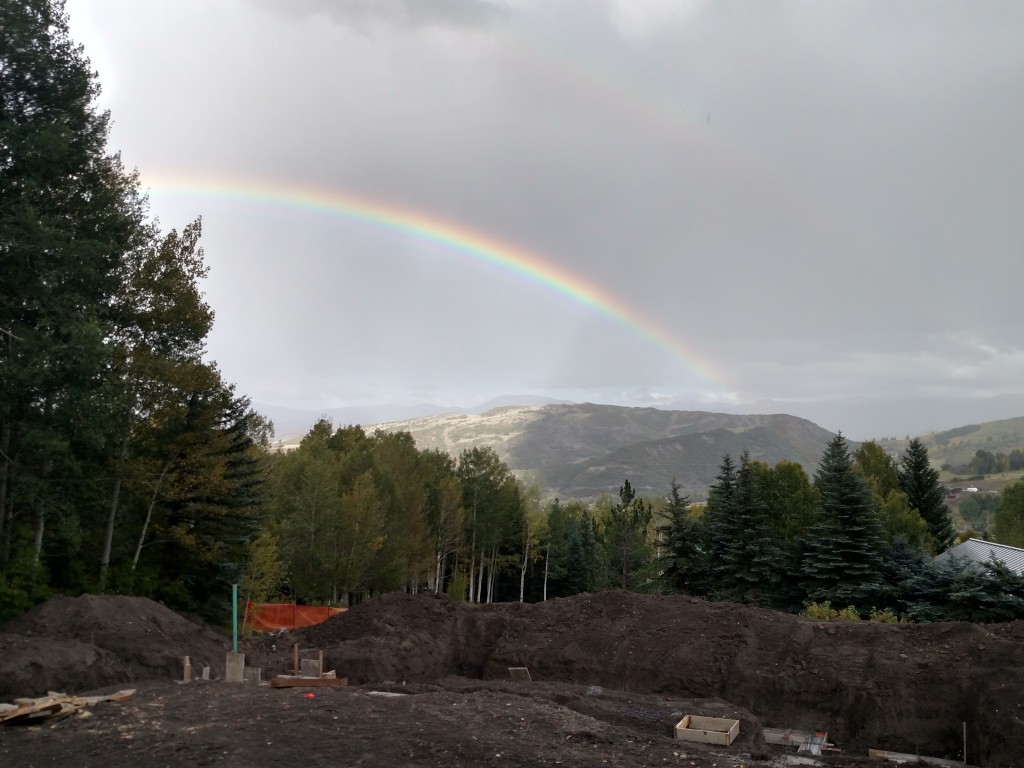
[246,422,1024,624]
[963,448,1024,476]
[1,1,269,621]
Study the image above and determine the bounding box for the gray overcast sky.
[66,0,1024,438]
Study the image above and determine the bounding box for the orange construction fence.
[244,601,346,632]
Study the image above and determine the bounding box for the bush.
[446,570,469,603]
[804,601,866,621]
[868,607,902,624]
[0,557,51,623]
[804,601,838,620]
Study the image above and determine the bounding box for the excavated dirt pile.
[3,590,1024,767]
[0,594,228,697]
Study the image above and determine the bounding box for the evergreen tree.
[898,438,954,553]
[545,500,600,597]
[716,452,780,604]
[603,479,654,591]
[656,479,703,594]
[803,433,887,608]
[703,453,737,589]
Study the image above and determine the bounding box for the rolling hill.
[877,415,1024,470]
[369,403,839,500]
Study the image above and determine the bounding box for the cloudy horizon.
[66,1,1024,439]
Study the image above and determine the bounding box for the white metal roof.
[935,538,1024,576]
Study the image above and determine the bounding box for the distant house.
[935,538,1024,577]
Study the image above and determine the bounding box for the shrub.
[869,607,901,624]
[837,605,861,621]
[804,601,838,620]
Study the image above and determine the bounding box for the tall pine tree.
[656,478,702,594]
[704,453,738,591]
[899,438,954,553]
[603,480,654,591]
[803,433,886,608]
[717,451,780,604]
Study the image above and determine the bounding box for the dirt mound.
[1,594,228,696]
[0,633,129,699]
[252,591,1024,766]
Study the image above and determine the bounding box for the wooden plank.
[0,700,64,725]
[868,748,969,767]
[1,688,135,727]
[270,676,349,688]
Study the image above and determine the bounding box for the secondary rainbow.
[143,173,730,391]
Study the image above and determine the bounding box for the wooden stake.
[318,650,324,678]
[292,643,299,676]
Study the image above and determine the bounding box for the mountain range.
[361,403,836,501]
[259,399,1024,502]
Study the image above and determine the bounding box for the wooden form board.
[868,748,971,768]
[674,715,740,746]
[508,667,532,682]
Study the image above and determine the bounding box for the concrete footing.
[225,652,246,683]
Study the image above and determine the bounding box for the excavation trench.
[253,591,1024,766]
[3,591,1023,766]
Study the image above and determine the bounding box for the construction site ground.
[2,590,1023,768]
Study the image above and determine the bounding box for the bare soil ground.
[2,591,1023,767]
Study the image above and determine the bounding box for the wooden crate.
[674,715,740,746]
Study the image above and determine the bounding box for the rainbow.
[142,173,731,391]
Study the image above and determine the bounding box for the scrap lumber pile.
[0,689,135,727]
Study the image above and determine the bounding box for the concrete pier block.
[225,652,246,683]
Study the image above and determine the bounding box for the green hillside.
[877,416,1024,469]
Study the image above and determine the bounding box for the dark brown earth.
[2,590,1023,767]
